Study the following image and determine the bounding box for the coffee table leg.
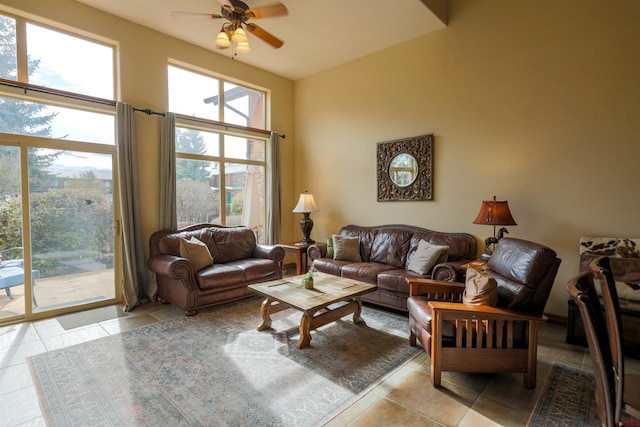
[352,298,365,325]
[298,312,313,349]
[257,297,274,330]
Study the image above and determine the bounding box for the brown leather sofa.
[148,224,285,316]
[307,224,477,311]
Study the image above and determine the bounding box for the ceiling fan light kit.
[236,41,251,53]
[178,0,287,56]
[215,30,232,48]
[230,26,248,43]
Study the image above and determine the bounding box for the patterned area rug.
[527,362,640,426]
[29,297,419,426]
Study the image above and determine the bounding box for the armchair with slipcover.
[407,237,561,388]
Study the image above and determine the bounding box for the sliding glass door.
[28,149,116,312]
[0,142,119,322]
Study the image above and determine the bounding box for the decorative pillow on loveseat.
[180,236,214,271]
[332,235,362,262]
[407,239,449,275]
[463,266,498,306]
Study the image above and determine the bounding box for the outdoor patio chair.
[0,247,39,306]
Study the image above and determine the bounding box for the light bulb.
[231,27,248,43]
[215,31,231,48]
[236,41,251,53]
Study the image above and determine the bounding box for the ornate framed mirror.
[377,134,434,201]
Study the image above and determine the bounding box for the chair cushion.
[407,296,457,344]
[488,238,557,288]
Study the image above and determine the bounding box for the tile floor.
[1,301,638,427]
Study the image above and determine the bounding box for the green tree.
[0,15,56,138]
[0,15,60,251]
[175,128,212,181]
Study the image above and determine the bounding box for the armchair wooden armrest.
[428,301,546,321]
[427,300,546,388]
[408,278,465,301]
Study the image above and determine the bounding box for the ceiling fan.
[174,0,288,53]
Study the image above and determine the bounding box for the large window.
[0,13,119,322]
[168,64,268,242]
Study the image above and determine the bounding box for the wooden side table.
[278,242,326,275]
[461,259,488,271]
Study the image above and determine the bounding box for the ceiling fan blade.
[245,23,284,48]
[217,0,234,12]
[172,11,224,19]
[246,3,288,19]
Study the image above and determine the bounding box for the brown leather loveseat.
[307,224,477,311]
[148,224,285,315]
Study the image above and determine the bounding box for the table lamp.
[292,191,318,244]
[473,195,517,261]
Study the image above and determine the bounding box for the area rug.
[527,362,640,426]
[29,297,419,426]
[57,305,128,330]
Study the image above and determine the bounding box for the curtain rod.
[0,77,115,106]
[133,108,164,116]
[175,113,285,139]
[0,78,285,138]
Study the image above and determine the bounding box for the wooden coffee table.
[248,272,377,349]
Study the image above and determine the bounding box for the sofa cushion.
[211,227,256,263]
[310,258,351,277]
[463,267,498,306]
[159,228,214,256]
[369,230,412,268]
[180,237,214,271]
[341,262,393,285]
[407,240,448,275]
[196,264,245,290]
[378,269,424,294]
[333,235,362,262]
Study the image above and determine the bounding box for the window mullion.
[15,17,28,82]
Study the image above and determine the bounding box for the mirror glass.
[388,153,418,187]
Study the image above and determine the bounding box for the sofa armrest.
[253,244,286,262]
[147,254,194,278]
[307,244,327,261]
[432,261,466,282]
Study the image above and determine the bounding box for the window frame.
[169,62,271,236]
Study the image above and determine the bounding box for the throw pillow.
[407,240,448,275]
[332,235,362,262]
[179,236,214,271]
[326,236,334,258]
[463,266,498,306]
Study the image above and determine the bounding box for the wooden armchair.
[407,237,561,388]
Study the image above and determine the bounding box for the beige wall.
[0,0,297,253]
[3,0,640,318]
[294,0,640,317]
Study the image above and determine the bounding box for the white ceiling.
[73,0,446,80]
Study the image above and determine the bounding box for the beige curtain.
[265,132,282,244]
[116,102,155,310]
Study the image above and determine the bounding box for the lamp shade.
[215,31,231,48]
[292,192,318,213]
[473,196,517,226]
[236,41,251,53]
[231,27,248,43]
